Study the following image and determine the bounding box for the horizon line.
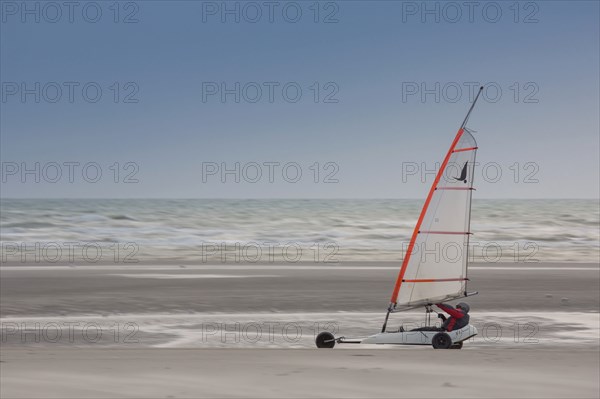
[1,197,598,201]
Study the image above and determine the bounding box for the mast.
[381,86,484,333]
[460,86,484,130]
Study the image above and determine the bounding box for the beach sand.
[2,347,599,398]
[1,262,599,315]
[1,262,599,398]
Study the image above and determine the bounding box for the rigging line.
[464,144,478,293]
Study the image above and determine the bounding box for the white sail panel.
[397,281,466,308]
[395,129,477,309]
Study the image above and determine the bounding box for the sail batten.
[402,278,469,283]
[453,147,478,153]
[418,231,471,235]
[436,187,475,191]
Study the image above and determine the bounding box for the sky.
[1,0,599,198]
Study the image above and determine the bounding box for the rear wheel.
[432,332,452,349]
[316,332,336,348]
[450,341,463,349]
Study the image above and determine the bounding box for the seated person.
[403,302,470,332]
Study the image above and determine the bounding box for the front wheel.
[432,332,452,349]
[315,332,336,348]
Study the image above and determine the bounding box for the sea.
[0,199,598,264]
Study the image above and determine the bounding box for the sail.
[390,128,477,310]
[391,127,477,310]
[378,86,484,335]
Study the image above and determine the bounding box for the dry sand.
[1,348,598,398]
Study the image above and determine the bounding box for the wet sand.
[1,262,599,316]
[1,262,599,398]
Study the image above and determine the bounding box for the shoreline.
[2,261,599,267]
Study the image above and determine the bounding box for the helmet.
[456,302,470,313]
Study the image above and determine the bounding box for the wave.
[109,215,137,221]
[3,222,57,229]
[0,199,598,263]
